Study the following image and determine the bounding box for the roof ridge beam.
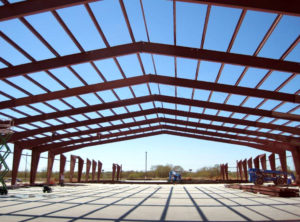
[0,0,98,22]
[0,42,299,80]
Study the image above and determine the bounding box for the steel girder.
[0,42,299,80]
[1,75,299,110]
[175,0,300,16]
[51,129,282,155]
[10,108,300,142]
[32,124,289,154]
[18,117,298,149]
[0,0,98,22]
[12,95,300,126]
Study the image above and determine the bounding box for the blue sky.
[0,0,299,173]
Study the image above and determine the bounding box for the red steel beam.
[69,155,77,183]
[175,0,300,16]
[97,161,102,182]
[52,130,271,155]
[10,108,300,142]
[0,0,98,22]
[85,158,91,182]
[19,117,298,149]
[59,154,66,184]
[46,151,55,184]
[33,124,281,153]
[0,42,299,80]
[13,94,300,126]
[47,125,285,155]
[2,75,299,110]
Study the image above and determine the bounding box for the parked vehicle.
[248,168,295,185]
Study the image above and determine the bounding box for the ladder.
[0,120,13,195]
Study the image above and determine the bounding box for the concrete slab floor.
[0,184,299,222]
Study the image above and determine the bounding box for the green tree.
[151,164,172,178]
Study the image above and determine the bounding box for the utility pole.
[145,151,147,180]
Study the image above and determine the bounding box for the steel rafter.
[51,129,282,155]
[1,75,299,110]
[33,123,293,154]
[0,0,98,22]
[10,107,300,142]
[175,0,300,16]
[12,95,300,126]
[19,117,298,149]
[1,42,299,80]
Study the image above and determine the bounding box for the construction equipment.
[225,184,299,197]
[168,171,181,182]
[0,119,13,195]
[248,168,295,186]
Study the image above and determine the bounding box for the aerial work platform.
[0,119,13,195]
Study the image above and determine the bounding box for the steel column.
[292,149,300,184]
[30,150,40,185]
[225,163,228,180]
[242,159,248,181]
[92,160,97,182]
[220,164,225,180]
[116,164,121,181]
[69,155,76,183]
[97,161,102,182]
[247,158,253,169]
[112,164,116,181]
[238,160,243,180]
[46,151,55,184]
[259,154,267,170]
[253,156,260,169]
[269,153,276,171]
[120,165,122,180]
[78,157,84,183]
[236,161,239,180]
[85,158,91,182]
[11,144,22,186]
[59,154,66,184]
[279,151,288,182]
[269,153,276,177]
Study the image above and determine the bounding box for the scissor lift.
[0,119,13,195]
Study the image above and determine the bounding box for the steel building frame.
[0,0,299,185]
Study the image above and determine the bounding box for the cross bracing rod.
[0,0,98,22]
[175,0,300,16]
[1,75,299,110]
[13,95,300,126]
[51,129,282,155]
[33,124,290,153]
[0,42,299,80]
[19,117,298,149]
[10,108,300,142]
